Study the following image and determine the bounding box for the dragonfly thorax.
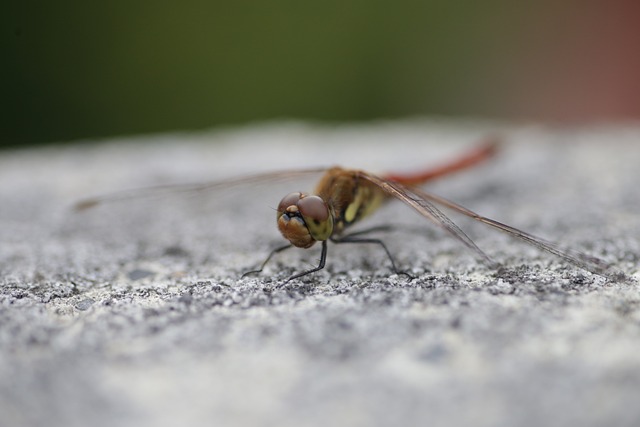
[277,192,334,248]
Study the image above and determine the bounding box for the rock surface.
[1,121,639,427]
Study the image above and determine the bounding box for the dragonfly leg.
[283,240,328,283]
[241,243,293,278]
[331,234,414,280]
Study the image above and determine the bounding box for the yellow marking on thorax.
[313,167,387,235]
[344,184,385,225]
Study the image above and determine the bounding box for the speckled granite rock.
[1,121,639,427]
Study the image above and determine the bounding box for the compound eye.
[277,192,302,214]
[297,195,329,222]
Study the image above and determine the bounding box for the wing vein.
[359,172,496,266]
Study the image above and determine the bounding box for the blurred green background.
[4,1,640,146]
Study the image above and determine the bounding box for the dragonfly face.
[277,192,334,248]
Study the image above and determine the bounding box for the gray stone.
[1,121,639,427]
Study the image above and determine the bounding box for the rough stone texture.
[1,120,639,427]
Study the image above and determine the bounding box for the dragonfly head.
[277,192,333,248]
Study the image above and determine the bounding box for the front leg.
[241,243,293,278]
[283,240,328,283]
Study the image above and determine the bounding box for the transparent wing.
[409,187,618,277]
[74,167,328,211]
[358,171,497,267]
[359,171,619,278]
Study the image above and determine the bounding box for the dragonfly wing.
[408,187,618,278]
[358,172,497,267]
[74,167,328,211]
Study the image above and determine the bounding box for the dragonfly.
[75,137,616,282]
